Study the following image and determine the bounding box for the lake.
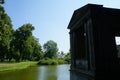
[0,64,70,80]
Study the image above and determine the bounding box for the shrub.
[38,58,58,65]
[51,60,58,65]
[37,58,69,65]
[58,59,66,64]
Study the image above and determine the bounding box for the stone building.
[68,4,120,80]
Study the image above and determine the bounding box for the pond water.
[0,64,70,80]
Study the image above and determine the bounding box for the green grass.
[0,61,37,72]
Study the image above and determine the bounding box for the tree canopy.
[10,23,42,61]
[43,40,58,58]
[0,4,13,61]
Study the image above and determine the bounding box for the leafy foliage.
[38,58,67,65]
[11,23,42,61]
[64,52,71,63]
[0,5,13,61]
[43,40,58,58]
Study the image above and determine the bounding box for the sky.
[2,0,120,53]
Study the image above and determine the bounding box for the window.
[115,37,120,58]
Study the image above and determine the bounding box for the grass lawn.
[0,61,37,72]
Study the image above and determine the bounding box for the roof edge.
[67,4,103,29]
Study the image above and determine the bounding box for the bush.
[64,52,71,64]
[38,58,58,65]
[51,60,58,65]
[37,58,68,65]
[58,59,67,64]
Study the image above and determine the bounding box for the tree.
[64,52,71,63]
[11,23,43,61]
[43,40,58,58]
[12,23,34,61]
[0,4,13,61]
[22,36,43,61]
[31,37,43,61]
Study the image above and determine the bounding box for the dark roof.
[67,4,120,29]
[67,4,103,29]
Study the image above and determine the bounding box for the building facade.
[68,4,120,80]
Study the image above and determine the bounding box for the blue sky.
[3,0,120,53]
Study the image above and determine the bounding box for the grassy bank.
[0,61,37,72]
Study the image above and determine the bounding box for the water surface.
[0,64,70,80]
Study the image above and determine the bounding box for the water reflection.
[39,66,58,80]
[0,64,70,80]
[0,67,39,80]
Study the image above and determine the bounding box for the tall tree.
[0,4,13,61]
[13,23,34,61]
[31,37,43,61]
[10,24,43,61]
[43,40,58,58]
[22,36,43,61]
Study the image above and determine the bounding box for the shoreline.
[0,61,37,72]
